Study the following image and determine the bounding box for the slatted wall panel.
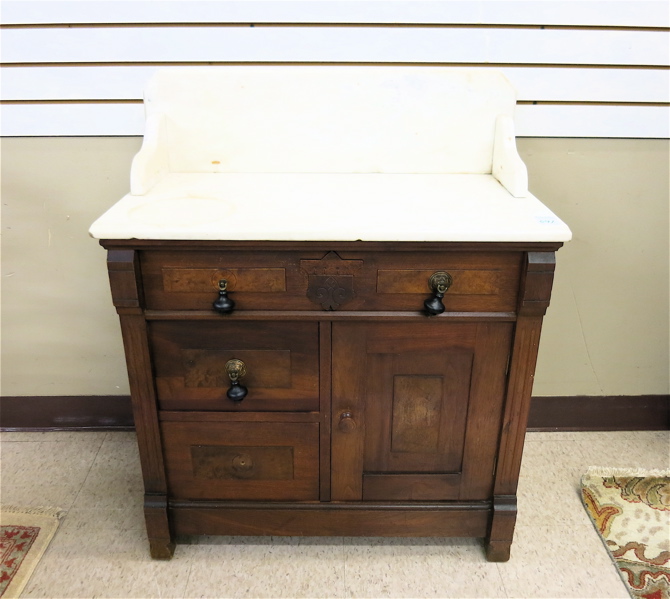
[1,1,668,137]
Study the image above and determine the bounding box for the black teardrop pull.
[424,271,452,316]
[226,379,248,402]
[424,292,446,316]
[213,279,235,314]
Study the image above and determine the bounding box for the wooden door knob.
[338,411,357,433]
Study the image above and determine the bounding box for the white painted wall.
[1,2,668,398]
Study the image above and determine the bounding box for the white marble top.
[89,173,571,242]
[89,67,571,244]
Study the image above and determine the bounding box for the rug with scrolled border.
[581,468,670,599]
[0,506,64,598]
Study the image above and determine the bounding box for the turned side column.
[487,251,557,562]
[106,248,174,559]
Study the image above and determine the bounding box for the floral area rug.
[0,506,64,598]
[581,468,670,599]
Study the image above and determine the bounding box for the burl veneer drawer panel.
[363,251,521,312]
[161,420,320,501]
[140,250,521,312]
[141,250,316,311]
[148,321,319,411]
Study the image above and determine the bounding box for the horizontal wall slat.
[2,26,667,66]
[514,104,669,138]
[2,1,668,28]
[3,65,669,103]
[3,103,667,138]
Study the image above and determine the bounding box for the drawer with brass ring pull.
[141,249,521,314]
[148,320,319,412]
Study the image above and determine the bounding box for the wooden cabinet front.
[103,241,560,562]
[331,321,512,502]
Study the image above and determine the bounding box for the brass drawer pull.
[424,271,453,316]
[225,359,248,402]
[213,279,235,314]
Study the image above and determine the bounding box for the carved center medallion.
[300,251,363,311]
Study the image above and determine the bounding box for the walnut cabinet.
[102,240,561,562]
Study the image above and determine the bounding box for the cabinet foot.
[149,538,176,560]
[144,494,174,559]
[486,494,517,562]
[486,539,512,562]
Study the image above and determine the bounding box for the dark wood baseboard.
[0,396,134,431]
[1,394,668,432]
[527,395,670,431]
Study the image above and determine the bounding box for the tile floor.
[1,430,668,598]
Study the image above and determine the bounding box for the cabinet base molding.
[2,395,667,432]
[169,501,491,539]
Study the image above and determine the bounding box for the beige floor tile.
[21,500,191,598]
[22,548,192,599]
[497,525,630,598]
[571,431,670,471]
[0,438,104,509]
[54,507,147,545]
[0,431,109,443]
[342,538,507,598]
[525,431,584,442]
[515,431,670,530]
[2,430,665,598]
[182,537,346,598]
[71,434,144,510]
[515,440,591,529]
[1,483,84,512]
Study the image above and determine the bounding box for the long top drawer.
[140,249,522,313]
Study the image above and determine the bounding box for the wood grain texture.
[170,502,491,538]
[486,495,517,562]
[118,314,168,493]
[97,240,565,561]
[148,320,319,411]
[332,321,511,503]
[162,267,286,293]
[160,420,319,500]
[362,473,462,501]
[330,324,367,501]
[140,249,521,312]
[319,321,333,501]
[458,323,513,500]
[144,494,175,559]
[107,249,143,310]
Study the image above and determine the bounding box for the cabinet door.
[331,322,512,501]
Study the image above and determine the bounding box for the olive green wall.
[1,137,668,397]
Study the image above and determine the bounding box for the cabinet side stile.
[105,245,174,559]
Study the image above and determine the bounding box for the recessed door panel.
[332,321,511,501]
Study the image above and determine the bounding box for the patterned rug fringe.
[0,505,65,520]
[584,466,670,478]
